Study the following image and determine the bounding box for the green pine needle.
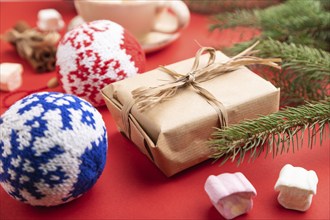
[210,9,259,30]
[185,0,282,14]
[208,0,330,165]
[257,39,330,106]
[209,99,330,165]
[224,39,330,106]
[210,0,330,50]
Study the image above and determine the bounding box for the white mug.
[74,0,190,41]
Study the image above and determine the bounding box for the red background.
[0,1,329,219]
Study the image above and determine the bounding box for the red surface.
[0,1,329,220]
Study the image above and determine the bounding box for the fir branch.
[257,39,330,105]
[210,0,330,50]
[209,99,330,165]
[210,9,259,30]
[225,39,330,106]
[320,0,330,11]
[185,0,282,14]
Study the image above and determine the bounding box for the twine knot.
[186,72,196,84]
[122,41,281,136]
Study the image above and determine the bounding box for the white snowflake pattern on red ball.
[56,20,146,107]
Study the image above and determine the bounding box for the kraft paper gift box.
[102,47,280,176]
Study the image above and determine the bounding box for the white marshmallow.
[37,9,64,31]
[274,164,318,211]
[205,172,257,219]
[0,63,23,91]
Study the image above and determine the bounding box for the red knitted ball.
[56,20,146,107]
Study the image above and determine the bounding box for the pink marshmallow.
[205,172,257,219]
[0,63,23,91]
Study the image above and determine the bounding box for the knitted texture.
[0,92,108,206]
[56,20,146,107]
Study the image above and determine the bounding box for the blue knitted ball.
[0,92,108,206]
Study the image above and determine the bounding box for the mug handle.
[153,0,190,34]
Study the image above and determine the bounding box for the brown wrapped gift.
[102,47,280,176]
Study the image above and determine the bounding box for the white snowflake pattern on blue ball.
[0,92,108,206]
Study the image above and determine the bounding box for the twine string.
[121,41,282,137]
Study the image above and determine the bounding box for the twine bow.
[122,41,281,137]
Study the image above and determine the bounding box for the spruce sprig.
[254,39,330,106]
[210,9,259,29]
[210,99,330,165]
[229,39,330,106]
[210,0,330,50]
[184,0,282,14]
